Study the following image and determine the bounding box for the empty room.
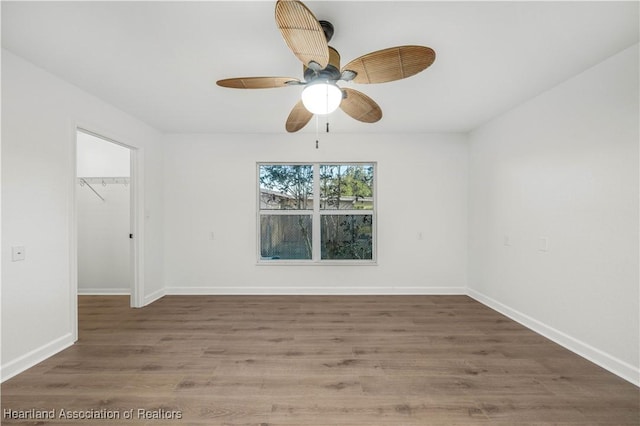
[1,1,638,425]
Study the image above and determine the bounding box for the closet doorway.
[75,129,138,307]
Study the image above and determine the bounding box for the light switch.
[503,235,511,246]
[12,246,26,261]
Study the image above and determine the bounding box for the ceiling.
[2,1,638,134]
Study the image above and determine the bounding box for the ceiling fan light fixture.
[219,0,436,132]
[301,82,342,115]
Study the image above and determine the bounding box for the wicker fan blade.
[340,88,382,123]
[286,100,314,132]
[275,0,329,69]
[342,45,435,84]
[216,77,300,89]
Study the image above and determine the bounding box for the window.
[258,163,375,263]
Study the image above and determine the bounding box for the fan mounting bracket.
[319,20,334,42]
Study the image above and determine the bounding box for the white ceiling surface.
[2,1,638,134]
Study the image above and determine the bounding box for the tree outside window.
[258,163,375,262]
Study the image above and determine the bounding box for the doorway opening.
[74,129,140,326]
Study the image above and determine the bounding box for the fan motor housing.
[304,46,341,82]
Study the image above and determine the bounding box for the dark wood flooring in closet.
[1,295,638,425]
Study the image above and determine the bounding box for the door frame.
[71,126,144,341]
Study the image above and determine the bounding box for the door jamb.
[71,126,144,341]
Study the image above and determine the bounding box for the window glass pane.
[321,215,373,260]
[259,165,313,210]
[260,215,312,260]
[320,164,373,210]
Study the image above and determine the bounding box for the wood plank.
[1,295,637,425]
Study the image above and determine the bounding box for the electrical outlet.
[539,237,549,252]
[12,246,26,261]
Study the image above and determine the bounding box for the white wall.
[77,182,130,294]
[1,49,165,381]
[77,131,130,178]
[468,44,639,385]
[77,133,131,294]
[163,132,468,294]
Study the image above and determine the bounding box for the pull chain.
[315,115,319,149]
[313,116,331,149]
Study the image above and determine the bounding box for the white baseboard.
[1,333,74,383]
[467,288,640,387]
[144,288,166,305]
[165,286,467,296]
[78,288,130,295]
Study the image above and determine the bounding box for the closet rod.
[80,178,105,202]
[80,177,129,185]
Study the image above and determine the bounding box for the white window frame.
[257,162,377,265]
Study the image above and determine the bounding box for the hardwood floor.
[2,295,638,425]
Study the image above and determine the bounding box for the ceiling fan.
[216,0,436,133]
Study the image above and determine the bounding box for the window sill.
[256,260,377,266]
